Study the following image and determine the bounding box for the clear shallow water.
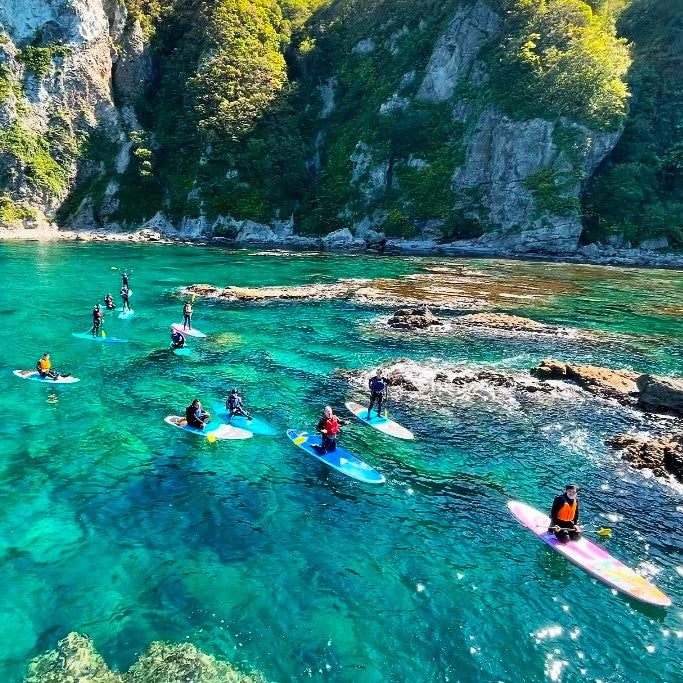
[0,243,682,682]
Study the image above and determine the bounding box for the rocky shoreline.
[339,358,683,482]
[1,226,682,271]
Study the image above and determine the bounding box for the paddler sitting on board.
[35,353,60,380]
[367,368,388,418]
[104,293,115,310]
[185,399,210,429]
[171,329,186,349]
[226,388,251,421]
[549,484,583,543]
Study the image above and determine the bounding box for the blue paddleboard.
[171,345,192,356]
[118,308,135,319]
[215,409,276,436]
[286,429,385,484]
[72,332,128,343]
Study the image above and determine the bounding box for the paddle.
[548,524,612,537]
[383,386,389,418]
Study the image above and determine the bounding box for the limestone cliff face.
[0,0,139,230]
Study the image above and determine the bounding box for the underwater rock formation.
[24,632,263,683]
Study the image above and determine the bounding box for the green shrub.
[524,167,580,214]
[18,43,71,78]
[0,195,36,224]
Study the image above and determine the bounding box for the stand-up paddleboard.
[164,415,252,440]
[507,501,671,607]
[171,345,192,356]
[13,370,79,384]
[72,332,128,343]
[171,323,206,339]
[118,308,135,319]
[287,429,385,484]
[345,401,414,440]
[215,409,276,436]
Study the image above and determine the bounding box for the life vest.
[38,358,51,371]
[556,497,577,522]
[370,377,386,393]
[228,395,240,410]
[323,416,339,435]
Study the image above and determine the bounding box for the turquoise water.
[0,243,682,682]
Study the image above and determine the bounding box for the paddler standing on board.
[183,301,193,330]
[549,484,582,543]
[367,368,388,418]
[92,303,103,337]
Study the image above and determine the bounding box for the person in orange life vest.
[549,484,583,543]
[314,406,349,454]
[36,353,59,380]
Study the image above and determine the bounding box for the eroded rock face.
[636,375,683,417]
[607,432,683,481]
[531,358,640,403]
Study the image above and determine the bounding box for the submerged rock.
[24,632,263,683]
[607,432,683,481]
[636,375,683,417]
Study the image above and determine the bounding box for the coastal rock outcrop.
[388,305,442,329]
[636,375,683,417]
[24,632,263,683]
[607,432,683,481]
[531,359,640,404]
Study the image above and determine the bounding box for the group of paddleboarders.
[90,271,133,335]
[184,389,252,429]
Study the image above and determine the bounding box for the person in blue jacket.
[226,388,251,420]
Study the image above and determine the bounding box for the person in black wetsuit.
[120,285,131,311]
[104,293,115,310]
[549,484,583,543]
[171,329,186,349]
[121,271,131,288]
[367,368,388,418]
[92,304,103,337]
[183,301,193,330]
[226,388,251,420]
[185,399,210,429]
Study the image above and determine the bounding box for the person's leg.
[367,393,377,418]
[568,529,581,541]
[375,392,383,416]
[553,526,572,543]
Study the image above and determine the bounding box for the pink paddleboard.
[508,500,671,607]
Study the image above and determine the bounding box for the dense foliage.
[582,0,683,245]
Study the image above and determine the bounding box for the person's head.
[42,353,49,359]
[375,368,383,377]
[192,399,200,408]
[324,405,333,418]
[95,303,100,309]
[231,388,238,395]
[565,484,579,500]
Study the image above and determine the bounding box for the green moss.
[0,64,12,104]
[0,123,69,195]
[381,209,419,238]
[524,167,580,215]
[0,195,36,225]
[18,43,71,79]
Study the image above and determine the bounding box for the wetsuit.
[104,295,115,310]
[121,273,129,288]
[185,403,209,429]
[550,494,581,543]
[183,304,192,329]
[226,394,250,419]
[368,375,387,417]
[315,414,339,453]
[121,287,131,311]
[171,330,185,349]
[92,308,103,336]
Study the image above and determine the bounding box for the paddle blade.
[596,527,612,537]
[206,432,216,443]
[101,329,106,338]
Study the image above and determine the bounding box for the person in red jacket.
[315,405,342,454]
[549,484,583,543]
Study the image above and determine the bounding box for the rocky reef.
[24,632,263,683]
[607,432,683,481]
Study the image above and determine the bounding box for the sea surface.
[0,242,681,682]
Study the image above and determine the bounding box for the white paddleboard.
[13,370,79,384]
[164,415,252,440]
[345,401,414,440]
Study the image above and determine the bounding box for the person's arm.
[573,501,581,529]
[316,417,326,433]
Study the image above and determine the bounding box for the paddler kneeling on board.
[35,353,60,381]
[549,484,583,543]
[171,329,186,349]
[313,406,350,454]
[104,293,115,310]
[226,388,251,420]
[185,399,210,430]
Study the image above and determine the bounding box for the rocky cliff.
[0,0,634,254]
